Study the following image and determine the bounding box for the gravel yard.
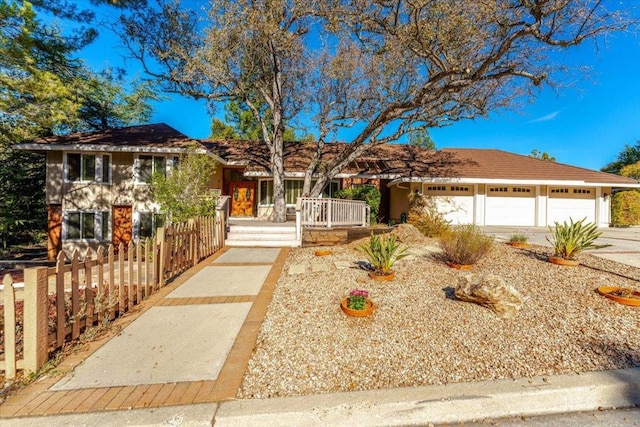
[238,225,640,399]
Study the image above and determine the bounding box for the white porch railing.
[296,197,370,231]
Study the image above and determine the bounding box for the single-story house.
[16,123,640,256]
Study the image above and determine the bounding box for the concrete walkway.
[1,247,288,418]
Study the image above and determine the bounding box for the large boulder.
[455,274,524,319]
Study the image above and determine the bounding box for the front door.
[112,205,133,249]
[229,181,256,217]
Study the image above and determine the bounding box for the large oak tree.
[115,0,636,222]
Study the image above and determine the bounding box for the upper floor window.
[66,153,110,183]
[135,155,179,184]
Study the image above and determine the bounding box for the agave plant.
[359,233,410,275]
[546,217,611,260]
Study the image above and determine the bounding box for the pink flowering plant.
[347,288,369,310]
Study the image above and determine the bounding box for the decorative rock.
[455,274,524,319]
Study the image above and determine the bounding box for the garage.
[547,187,596,225]
[423,184,474,225]
[485,186,536,226]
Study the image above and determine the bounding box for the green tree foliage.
[335,185,381,224]
[150,151,218,223]
[619,161,640,180]
[601,140,640,175]
[0,150,46,247]
[210,100,303,142]
[611,191,640,227]
[529,149,556,162]
[408,129,436,150]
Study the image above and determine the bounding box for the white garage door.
[485,186,535,226]
[423,185,474,225]
[547,187,596,225]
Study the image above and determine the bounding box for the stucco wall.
[389,185,410,221]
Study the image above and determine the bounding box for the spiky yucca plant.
[546,217,611,260]
[359,233,410,275]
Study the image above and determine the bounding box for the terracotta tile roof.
[29,123,195,148]
[202,139,638,186]
[436,148,639,185]
[20,123,639,186]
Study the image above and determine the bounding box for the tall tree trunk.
[269,40,287,223]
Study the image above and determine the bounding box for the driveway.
[481,226,640,268]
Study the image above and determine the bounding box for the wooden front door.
[112,205,133,248]
[229,181,256,217]
[47,204,62,261]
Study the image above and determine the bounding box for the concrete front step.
[225,239,300,247]
[226,224,300,247]
[228,226,296,234]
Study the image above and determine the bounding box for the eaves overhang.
[386,176,640,188]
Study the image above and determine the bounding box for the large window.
[66,153,110,183]
[137,212,166,238]
[65,211,110,240]
[136,155,166,183]
[259,180,339,206]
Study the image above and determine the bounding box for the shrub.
[546,217,611,260]
[359,233,410,275]
[407,191,451,237]
[508,229,531,243]
[439,225,494,265]
[611,190,640,226]
[336,185,381,224]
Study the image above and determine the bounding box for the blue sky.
[81,3,640,172]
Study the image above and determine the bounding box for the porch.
[225,198,371,247]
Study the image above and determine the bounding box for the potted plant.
[439,225,494,269]
[507,230,531,249]
[597,286,640,306]
[359,233,410,281]
[341,288,375,317]
[546,217,611,266]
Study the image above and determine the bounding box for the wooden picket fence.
[0,214,225,382]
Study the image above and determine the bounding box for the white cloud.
[528,111,560,123]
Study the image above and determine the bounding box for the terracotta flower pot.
[506,242,531,249]
[597,286,640,306]
[446,262,473,270]
[341,297,375,317]
[368,271,395,281]
[315,249,333,256]
[548,256,580,266]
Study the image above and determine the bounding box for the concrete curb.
[1,403,218,426]
[213,368,640,426]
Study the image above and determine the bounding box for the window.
[65,153,110,183]
[258,179,339,206]
[573,189,591,194]
[512,187,531,193]
[489,187,508,192]
[136,155,167,184]
[551,188,569,194]
[65,211,110,240]
[427,185,446,191]
[138,212,166,238]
